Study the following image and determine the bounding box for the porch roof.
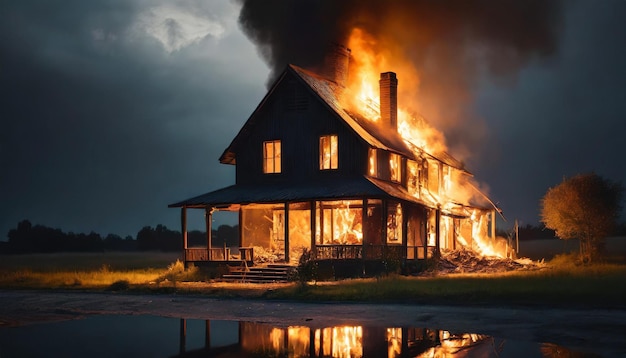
[168,176,426,209]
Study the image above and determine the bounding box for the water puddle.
[0,314,606,357]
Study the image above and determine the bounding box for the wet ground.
[1,290,625,356]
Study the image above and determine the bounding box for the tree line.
[0,220,239,254]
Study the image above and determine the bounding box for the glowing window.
[316,200,363,245]
[390,153,401,182]
[368,148,377,177]
[263,140,281,173]
[319,135,338,170]
[407,160,419,198]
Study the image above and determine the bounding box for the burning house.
[169,43,504,274]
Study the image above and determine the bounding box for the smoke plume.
[237,0,563,163]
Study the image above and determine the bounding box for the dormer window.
[319,135,338,170]
[390,153,401,182]
[263,140,281,173]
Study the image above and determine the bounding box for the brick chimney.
[379,72,398,130]
[323,43,351,87]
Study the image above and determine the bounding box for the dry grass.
[0,267,163,289]
[0,252,179,289]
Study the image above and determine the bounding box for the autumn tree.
[541,173,623,263]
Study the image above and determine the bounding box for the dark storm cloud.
[0,1,267,237]
[238,0,563,84]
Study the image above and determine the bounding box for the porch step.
[221,264,296,283]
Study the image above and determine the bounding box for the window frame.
[319,134,339,170]
[263,140,282,174]
[389,152,401,183]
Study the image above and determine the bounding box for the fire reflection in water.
[238,322,494,358]
[176,319,597,358]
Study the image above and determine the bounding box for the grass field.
[0,251,624,308]
[0,251,181,271]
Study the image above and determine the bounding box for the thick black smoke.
[237,0,563,85]
[237,0,564,163]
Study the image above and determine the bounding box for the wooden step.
[221,264,296,283]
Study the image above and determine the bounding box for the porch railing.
[184,247,254,262]
[315,245,407,260]
[186,245,427,262]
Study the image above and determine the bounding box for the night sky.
[1,0,625,239]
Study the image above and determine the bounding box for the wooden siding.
[235,73,369,185]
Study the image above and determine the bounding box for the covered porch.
[170,177,436,267]
[170,177,500,268]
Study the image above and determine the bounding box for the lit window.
[368,148,377,177]
[390,153,401,182]
[263,140,281,173]
[319,135,338,170]
[407,160,419,198]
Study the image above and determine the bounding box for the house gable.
[222,66,371,186]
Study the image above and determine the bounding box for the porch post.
[310,200,316,257]
[361,199,367,259]
[284,203,290,263]
[435,206,441,256]
[402,203,408,259]
[205,207,213,255]
[381,199,388,246]
[181,206,188,265]
[239,207,244,248]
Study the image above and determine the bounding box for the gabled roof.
[219,65,417,164]
[220,64,467,171]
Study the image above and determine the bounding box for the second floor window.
[263,140,281,173]
[390,153,401,182]
[407,159,419,198]
[319,135,338,170]
[368,148,378,177]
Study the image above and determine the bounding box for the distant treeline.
[0,220,239,254]
[2,219,624,254]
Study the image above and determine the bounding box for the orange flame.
[342,27,507,258]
